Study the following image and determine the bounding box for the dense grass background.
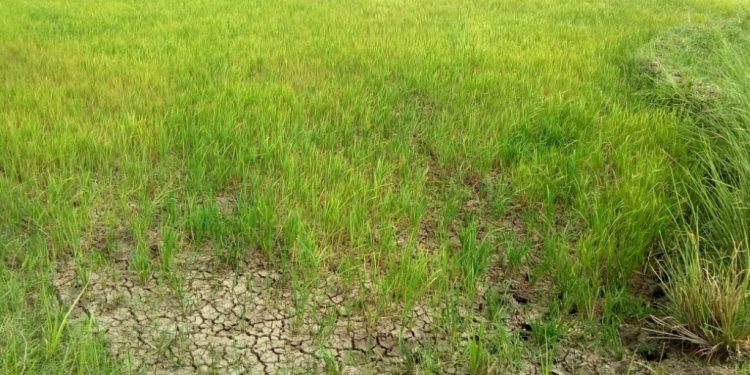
[1,0,748,373]
[639,16,750,357]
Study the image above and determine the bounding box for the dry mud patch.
[52,253,462,374]
[52,252,738,374]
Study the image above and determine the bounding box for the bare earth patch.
[52,252,738,374]
[52,253,461,374]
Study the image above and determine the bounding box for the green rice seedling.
[465,328,491,374]
[159,226,178,276]
[251,194,279,263]
[218,230,244,269]
[436,288,467,341]
[377,241,433,315]
[289,269,312,328]
[539,342,555,375]
[43,282,87,359]
[502,230,529,269]
[69,317,112,375]
[402,344,442,374]
[184,197,223,245]
[318,346,339,375]
[456,220,494,294]
[2,333,28,375]
[0,269,118,373]
[530,315,567,352]
[131,220,152,285]
[490,324,524,372]
[0,274,29,375]
[483,286,510,321]
[488,177,513,218]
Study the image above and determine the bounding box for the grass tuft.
[640,15,750,357]
[652,234,750,357]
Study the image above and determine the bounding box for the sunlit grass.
[1,0,748,372]
[640,16,750,357]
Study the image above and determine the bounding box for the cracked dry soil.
[52,252,739,375]
[53,253,457,375]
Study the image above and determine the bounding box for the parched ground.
[53,252,461,375]
[52,252,737,375]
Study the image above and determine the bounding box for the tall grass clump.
[639,15,750,357]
